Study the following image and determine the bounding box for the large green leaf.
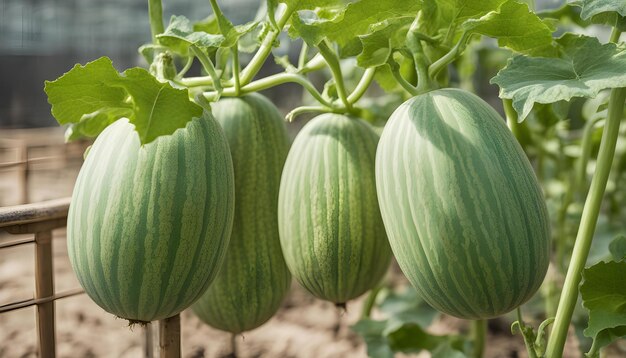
[158,15,225,54]
[490,34,626,120]
[277,0,340,12]
[580,261,626,353]
[44,57,202,144]
[419,0,507,40]
[609,235,626,261]
[356,17,414,68]
[44,58,131,127]
[579,0,626,19]
[289,0,420,46]
[464,1,556,57]
[351,319,395,358]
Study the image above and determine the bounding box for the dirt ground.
[0,128,610,358]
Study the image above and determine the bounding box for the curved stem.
[347,67,376,104]
[428,31,470,79]
[176,56,194,79]
[191,46,223,94]
[298,42,309,69]
[471,320,486,358]
[516,308,539,358]
[587,336,601,358]
[148,0,165,44]
[203,72,332,107]
[406,19,433,93]
[545,87,626,358]
[360,285,382,319]
[317,41,352,110]
[299,53,326,74]
[390,63,419,96]
[239,6,294,85]
[286,105,329,122]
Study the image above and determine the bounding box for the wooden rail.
[0,198,182,357]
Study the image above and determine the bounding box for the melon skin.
[375,88,550,319]
[278,113,392,304]
[192,94,292,334]
[67,114,234,322]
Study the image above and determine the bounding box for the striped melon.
[376,88,550,319]
[67,114,234,323]
[278,114,392,304]
[192,94,291,333]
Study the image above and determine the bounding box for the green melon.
[192,94,292,333]
[375,88,550,319]
[278,113,392,304]
[67,114,234,323]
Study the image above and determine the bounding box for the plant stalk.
[298,42,309,69]
[191,46,223,94]
[360,285,382,319]
[428,31,470,79]
[148,0,165,44]
[203,72,332,107]
[577,117,603,194]
[389,59,419,96]
[317,40,352,110]
[406,18,433,94]
[516,308,539,358]
[347,67,376,104]
[471,319,487,358]
[239,6,294,85]
[232,44,241,95]
[545,86,626,358]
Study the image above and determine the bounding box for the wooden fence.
[0,199,182,357]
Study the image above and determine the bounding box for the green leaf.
[120,67,202,144]
[193,15,220,33]
[158,15,225,54]
[609,235,626,261]
[419,0,507,40]
[44,57,202,144]
[378,285,439,328]
[579,0,626,19]
[490,34,626,120]
[463,0,557,57]
[290,0,420,46]
[351,319,395,358]
[64,109,128,141]
[356,17,414,68]
[44,57,131,126]
[385,321,446,353]
[278,0,340,12]
[580,261,626,351]
[431,342,468,358]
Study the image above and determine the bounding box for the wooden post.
[144,322,154,358]
[34,230,56,358]
[159,314,181,358]
[19,141,28,204]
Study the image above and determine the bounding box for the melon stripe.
[67,114,234,322]
[192,94,292,334]
[278,114,392,304]
[376,88,550,319]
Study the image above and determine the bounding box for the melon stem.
[471,319,486,358]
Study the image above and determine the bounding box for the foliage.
[43,0,626,356]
